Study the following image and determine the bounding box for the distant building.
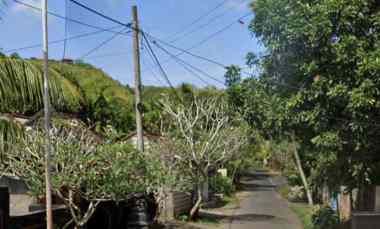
[61,58,74,64]
[122,131,163,149]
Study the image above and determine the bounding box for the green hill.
[0,57,135,133]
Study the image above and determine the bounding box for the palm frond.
[0,58,82,114]
[0,118,24,162]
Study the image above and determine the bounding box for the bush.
[210,175,235,196]
[288,185,306,202]
[311,206,339,229]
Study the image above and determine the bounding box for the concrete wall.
[351,212,380,229]
[162,191,192,219]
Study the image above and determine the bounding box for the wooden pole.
[0,187,9,229]
[41,0,53,228]
[292,139,314,206]
[132,5,144,152]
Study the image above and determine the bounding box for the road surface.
[221,171,302,229]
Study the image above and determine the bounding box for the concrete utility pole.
[41,0,54,228]
[132,5,144,152]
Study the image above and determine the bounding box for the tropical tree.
[159,96,247,219]
[2,127,167,229]
[0,58,82,160]
[250,0,380,199]
[0,58,82,114]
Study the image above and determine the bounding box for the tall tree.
[250,0,380,193]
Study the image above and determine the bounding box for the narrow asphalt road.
[221,172,302,229]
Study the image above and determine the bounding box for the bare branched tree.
[160,96,247,219]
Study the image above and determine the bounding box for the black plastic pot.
[125,194,155,229]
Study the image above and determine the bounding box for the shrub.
[210,175,235,196]
[311,206,339,229]
[288,185,306,202]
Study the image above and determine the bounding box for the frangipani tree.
[160,96,247,219]
[2,126,166,229]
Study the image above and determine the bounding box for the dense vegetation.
[221,1,380,225]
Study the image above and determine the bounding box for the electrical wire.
[147,34,227,68]
[141,32,183,102]
[169,0,248,43]
[68,0,132,27]
[165,0,229,41]
[12,0,129,35]
[140,13,252,73]
[3,25,125,53]
[79,27,128,60]
[84,51,129,60]
[57,0,243,86]
[141,49,166,86]
[151,39,223,85]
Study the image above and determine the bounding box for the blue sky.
[0,0,263,87]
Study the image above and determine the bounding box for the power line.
[165,0,229,41]
[148,34,227,68]
[3,25,125,53]
[84,51,129,60]
[156,46,212,86]
[187,13,252,50]
[79,27,128,60]
[68,0,131,27]
[151,39,223,85]
[140,49,166,86]
[140,13,252,73]
[142,33,176,89]
[13,0,128,35]
[169,0,248,43]
[141,32,182,102]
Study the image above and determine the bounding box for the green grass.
[289,203,314,229]
[196,216,220,225]
[223,194,240,208]
[277,185,290,199]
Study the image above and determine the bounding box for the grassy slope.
[49,62,133,108]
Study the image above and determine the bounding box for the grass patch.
[196,216,220,225]
[223,194,239,208]
[277,185,290,199]
[289,203,314,229]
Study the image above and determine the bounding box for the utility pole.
[41,0,53,228]
[132,5,144,152]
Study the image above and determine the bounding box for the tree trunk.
[202,177,209,202]
[292,142,314,206]
[190,185,202,220]
[322,183,330,205]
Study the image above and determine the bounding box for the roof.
[1,111,104,143]
[119,131,163,142]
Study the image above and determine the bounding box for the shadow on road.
[237,171,277,191]
[238,183,276,191]
[198,212,286,224]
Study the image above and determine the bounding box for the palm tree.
[0,118,23,163]
[0,58,81,160]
